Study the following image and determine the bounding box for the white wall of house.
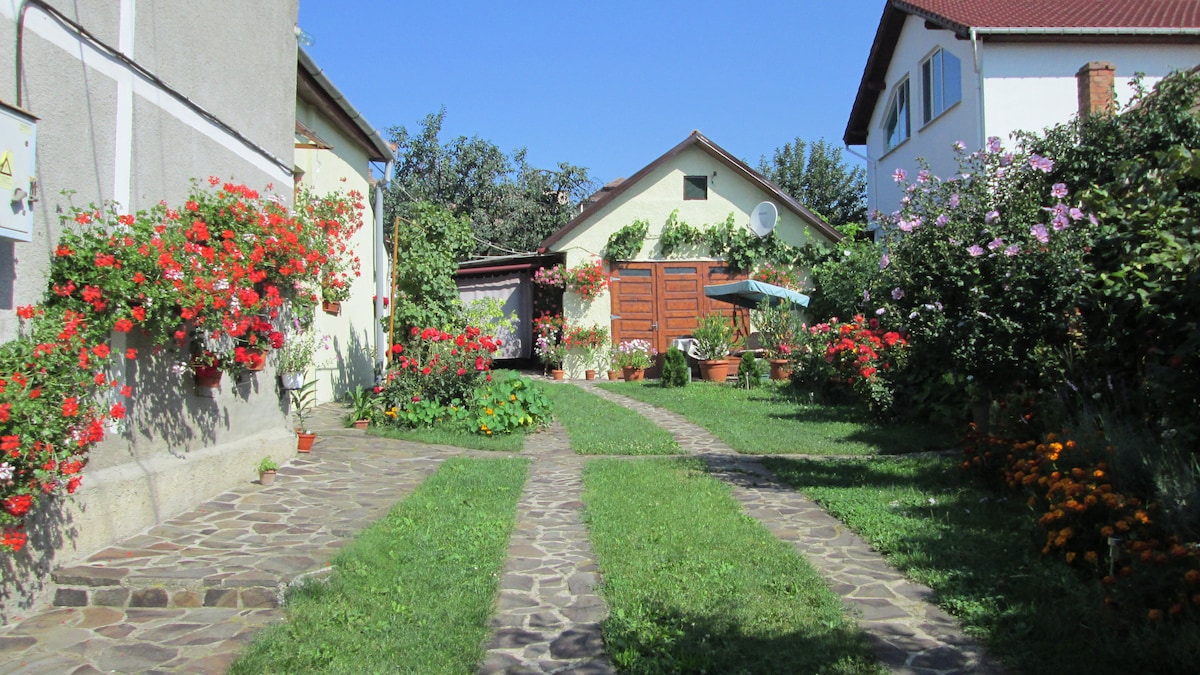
[295,105,379,405]
[866,14,1200,216]
[548,144,829,377]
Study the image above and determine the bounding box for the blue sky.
[297,1,885,184]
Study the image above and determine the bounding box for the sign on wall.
[0,102,37,243]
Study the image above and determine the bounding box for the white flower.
[0,463,12,481]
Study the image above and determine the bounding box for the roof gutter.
[455,263,536,277]
[971,27,1200,37]
[297,48,392,160]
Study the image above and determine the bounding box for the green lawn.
[583,458,884,675]
[543,383,680,455]
[229,457,528,674]
[599,380,951,455]
[764,456,1200,675]
[369,424,525,452]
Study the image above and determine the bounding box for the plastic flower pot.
[322,301,341,315]
[297,432,316,452]
[280,371,305,390]
[259,470,277,486]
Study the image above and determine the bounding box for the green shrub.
[465,372,552,436]
[660,347,690,388]
[736,352,764,389]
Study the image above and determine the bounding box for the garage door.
[610,262,749,368]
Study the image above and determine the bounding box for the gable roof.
[539,131,840,252]
[844,0,1200,145]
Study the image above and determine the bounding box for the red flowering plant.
[533,259,609,302]
[752,263,801,290]
[0,305,128,552]
[789,315,906,411]
[374,325,502,428]
[565,324,610,371]
[296,185,365,305]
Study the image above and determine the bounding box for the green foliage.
[702,213,807,272]
[289,380,318,433]
[797,223,883,322]
[465,372,552,436]
[736,352,764,389]
[543,384,679,455]
[604,218,649,263]
[229,457,527,674]
[689,312,739,361]
[384,109,595,255]
[343,385,377,424]
[759,137,868,228]
[388,202,473,333]
[658,210,705,257]
[456,297,516,339]
[660,347,690,388]
[584,458,884,674]
[256,456,279,473]
[750,299,798,358]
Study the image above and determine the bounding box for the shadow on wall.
[0,493,74,623]
[327,322,376,401]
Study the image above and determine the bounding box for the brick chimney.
[1076,61,1116,117]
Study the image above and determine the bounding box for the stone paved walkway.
[580,382,1006,675]
[0,404,460,674]
[479,421,613,675]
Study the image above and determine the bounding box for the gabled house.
[539,131,839,377]
[844,0,1200,217]
[295,49,393,404]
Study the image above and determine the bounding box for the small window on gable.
[883,78,910,152]
[921,48,961,124]
[684,175,708,200]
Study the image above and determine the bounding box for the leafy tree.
[388,202,473,334]
[759,138,866,227]
[384,109,595,256]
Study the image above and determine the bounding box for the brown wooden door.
[611,262,749,371]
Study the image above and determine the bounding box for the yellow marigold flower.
[1046,432,1058,443]
[1135,510,1151,524]
[1084,551,1098,564]
[1066,551,1076,563]
[1100,526,1115,538]
[510,394,517,401]
[1148,609,1163,621]
[486,408,494,415]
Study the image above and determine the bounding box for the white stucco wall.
[866,13,1200,216]
[548,144,830,377]
[295,102,379,405]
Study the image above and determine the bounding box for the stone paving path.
[479,421,613,675]
[580,382,1007,675]
[0,404,460,674]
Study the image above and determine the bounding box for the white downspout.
[971,28,986,148]
[373,159,393,377]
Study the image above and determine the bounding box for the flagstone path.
[0,378,1008,675]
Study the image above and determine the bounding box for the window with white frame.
[883,78,910,151]
[921,48,962,124]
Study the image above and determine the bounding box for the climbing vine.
[658,210,705,257]
[603,218,649,264]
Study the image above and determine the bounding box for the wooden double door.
[610,261,749,373]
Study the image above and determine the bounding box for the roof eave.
[297,48,393,162]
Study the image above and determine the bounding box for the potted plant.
[256,456,279,485]
[191,350,224,390]
[567,324,609,380]
[535,334,567,379]
[691,312,740,382]
[290,379,318,452]
[752,300,799,380]
[277,329,321,390]
[344,385,376,429]
[615,339,655,381]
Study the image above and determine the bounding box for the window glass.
[683,175,708,200]
[884,79,910,151]
[665,267,697,275]
[921,48,961,124]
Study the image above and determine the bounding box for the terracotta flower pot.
[699,359,730,383]
[551,369,565,381]
[353,419,369,430]
[607,370,619,381]
[194,367,222,389]
[769,359,792,381]
[585,369,596,381]
[322,300,341,315]
[622,366,645,382]
[297,432,316,452]
[259,470,276,486]
[245,350,266,372]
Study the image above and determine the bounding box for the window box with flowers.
[752,263,802,290]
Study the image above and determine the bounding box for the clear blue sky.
[297,0,885,185]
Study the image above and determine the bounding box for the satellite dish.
[749,201,778,238]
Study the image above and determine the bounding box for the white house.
[844,0,1200,217]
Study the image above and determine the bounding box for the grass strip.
[229,457,529,675]
[583,457,884,674]
[369,424,525,452]
[544,383,679,455]
[764,456,1200,675]
[598,381,950,455]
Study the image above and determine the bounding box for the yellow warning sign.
[0,151,12,190]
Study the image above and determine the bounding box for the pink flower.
[1030,223,1049,243]
[967,245,985,257]
[1051,183,1069,198]
[892,168,907,183]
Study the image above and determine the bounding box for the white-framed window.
[883,78,910,151]
[921,48,962,124]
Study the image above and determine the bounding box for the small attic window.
[683,175,708,200]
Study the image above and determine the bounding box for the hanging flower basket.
[193,365,222,389]
[280,371,305,390]
[322,300,341,315]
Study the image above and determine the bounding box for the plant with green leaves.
[289,380,318,433]
[466,372,552,436]
[256,456,279,473]
[690,312,740,361]
[660,347,690,388]
[343,385,377,425]
[388,202,474,333]
[751,299,798,358]
[736,352,764,389]
[658,209,705,257]
[603,218,649,263]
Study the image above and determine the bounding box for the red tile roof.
[896,0,1200,31]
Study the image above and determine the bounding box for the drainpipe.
[970,28,986,149]
[373,159,393,376]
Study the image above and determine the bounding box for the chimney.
[1076,61,1116,117]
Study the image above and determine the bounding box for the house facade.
[844,0,1200,217]
[539,131,839,377]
